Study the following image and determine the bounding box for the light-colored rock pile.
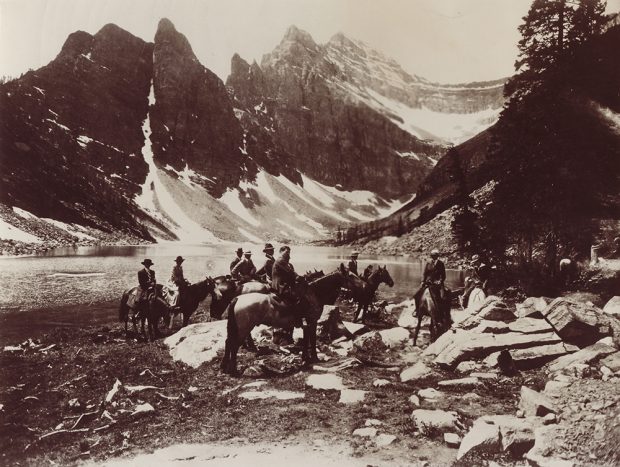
[421,295,620,372]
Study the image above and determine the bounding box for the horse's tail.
[119,290,130,322]
[226,296,239,345]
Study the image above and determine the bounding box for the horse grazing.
[155,277,219,330]
[351,265,394,323]
[119,285,167,341]
[221,265,355,375]
[412,287,453,346]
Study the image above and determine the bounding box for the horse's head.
[305,269,325,282]
[378,265,394,287]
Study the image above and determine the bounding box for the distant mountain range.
[0,19,505,245]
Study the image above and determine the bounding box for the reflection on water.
[0,244,463,313]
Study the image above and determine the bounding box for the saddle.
[162,283,180,308]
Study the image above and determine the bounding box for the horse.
[119,284,168,342]
[210,270,324,320]
[351,265,394,323]
[412,286,453,346]
[154,277,219,330]
[220,265,357,375]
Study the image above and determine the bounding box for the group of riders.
[135,245,491,325]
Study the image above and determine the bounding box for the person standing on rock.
[256,243,276,282]
[231,250,257,283]
[229,247,243,274]
[348,251,359,276]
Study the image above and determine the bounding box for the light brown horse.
[220,265,356,375]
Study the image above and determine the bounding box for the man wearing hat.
[138,258,157,306]
[231,250,257,283]
[168,256,189,307]
[348,251,360,276]
[229,247,243,274]
[256,243,276,282]
[413,248,446,310]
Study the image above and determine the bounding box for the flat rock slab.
[434,331,562,370]
[239,390,305,400]
[600,351,620,372]
[475,320,510,334]
[306,374,345,390]
[338,389,366,404]
[468,296,516,322]
[400,361,434,382]
[375,434,397,446]
[457,419,501,460]
[437,377,481,389]
[517,297,551,319]
[377,327,410,347]
[519,387,556,417]
[164,321,227,368]
[603,296,620,319]
[444,433,461,447]
[548,341,618,373]
[353,427,377,437]
[509,343,579,370]
[411,409,462,435]
[342,321,367,336]
[418,388,445,400]
[508,317,554,334]
[542,298,620,348]
[423,329,464,357]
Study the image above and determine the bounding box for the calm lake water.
[0,244,463,342]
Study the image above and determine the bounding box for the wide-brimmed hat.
[350,251,359,257]
[235,247,243,255]
[430,249,440,256]
[470,254,480,263]
[142,258,154,267]
[175,256,185,263]
[244,250,252,255]
[263,243,275,253]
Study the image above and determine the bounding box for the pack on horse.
[155,277,219,329]
[351,265,394,323]
[220,264,357,375]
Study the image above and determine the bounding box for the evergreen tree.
[447,148,477,255]
[569,0,607,44]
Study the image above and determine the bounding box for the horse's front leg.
[413,312,423,346]
[309,322,319,363]
[300,325,310,364]
[182,312,189,327]
[353,302,362,323]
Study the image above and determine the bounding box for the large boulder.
[456,418,501,460]
[400,361,434,382]
[411,409,463,435]
[600,351,620,372]
[517,297,551,319]
[603,296,620,319]
[458,296,516,329]
[508,343,578,370]
[542,298,620,348]
[518,387,556,417]
[548,341,618,373]
[508,318,554,334]
[433,331,562,370]
[164,321,227,368]
[525,426,575,467]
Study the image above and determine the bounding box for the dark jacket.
[229,257,242,273]
[423,259,445,284]
[272,257,297,294]
[348,259,358,275]
[138,268,156,290]
[231,258,256,280]
[256,255,275,280]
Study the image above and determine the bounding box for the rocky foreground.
[1,294,620,466]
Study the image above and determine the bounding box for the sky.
[1,0,619,84]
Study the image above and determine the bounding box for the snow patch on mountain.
[0,218,42,243]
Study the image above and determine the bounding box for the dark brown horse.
[155,277,219,329]
[220,265,356,375]
[412,286,453,346]
[119,284,167,341]
[351,266,394,323]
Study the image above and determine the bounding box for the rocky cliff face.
[0,20,507,246]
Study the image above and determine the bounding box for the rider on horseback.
[231,250,257,283]
[256,243,276,283]
[272,245,308,326]
[168,256,189,309]
[138,258,157,314]
[414,249,446,310]
[348,251,359,276]
[362,264,373,281]
[229,247,243,274]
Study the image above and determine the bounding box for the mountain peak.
[154,17,196,60]
[157,18,176,34]
[282,25,317,48]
